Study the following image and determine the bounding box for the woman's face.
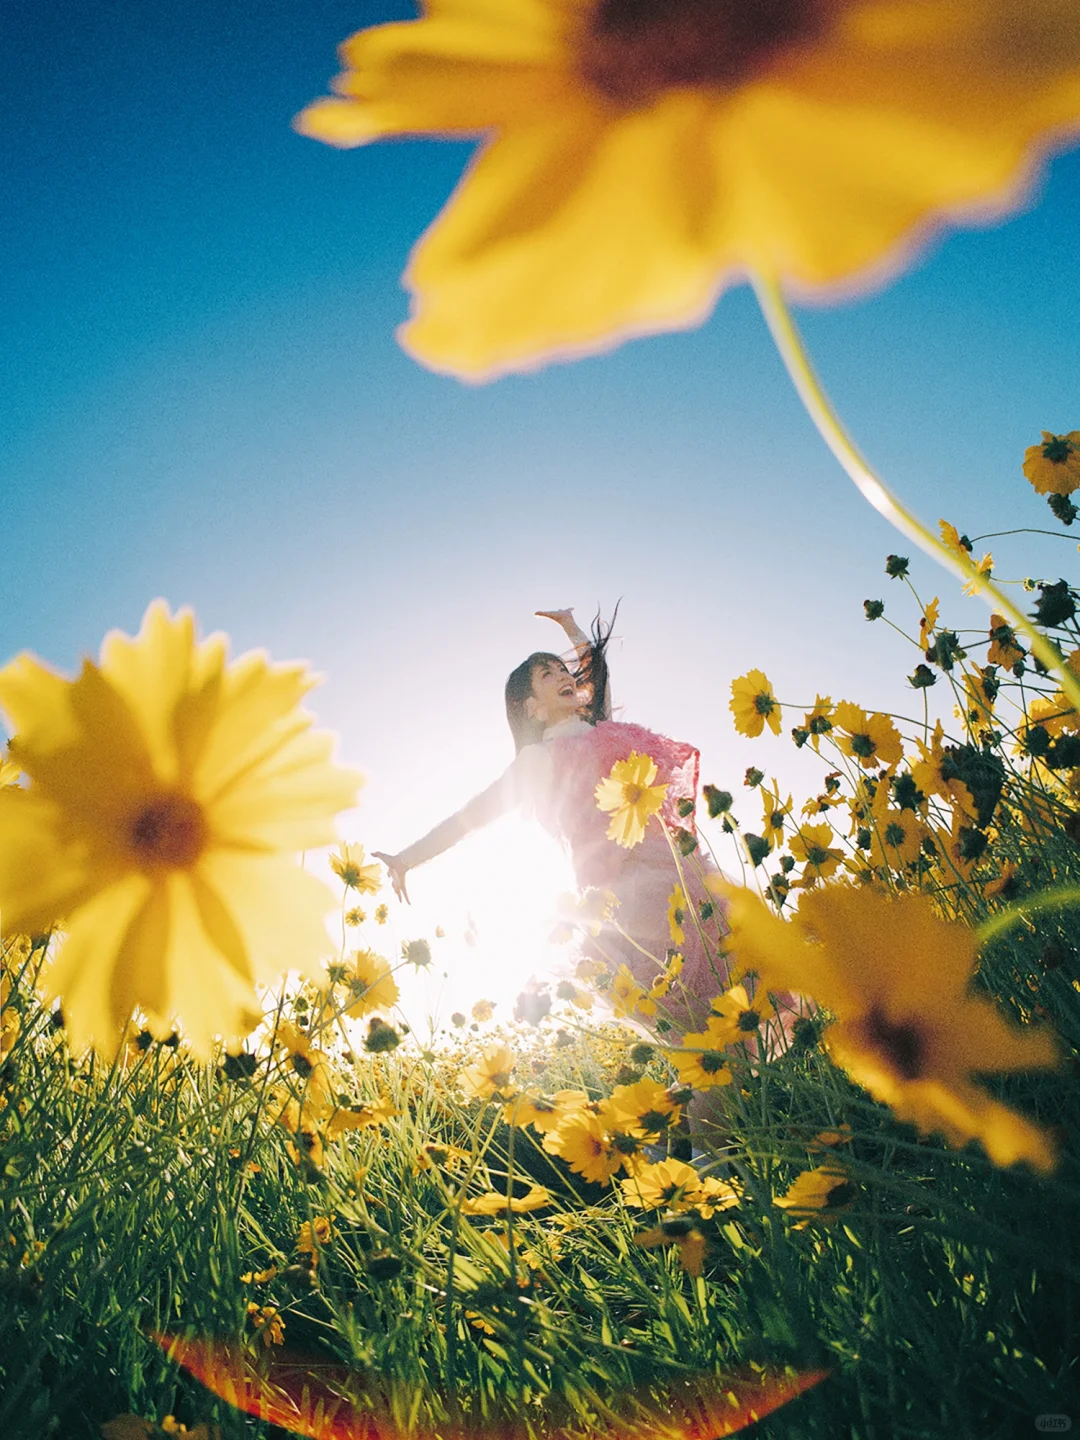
[526,659,582,726]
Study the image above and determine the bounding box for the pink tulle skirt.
[538,721,731,1030]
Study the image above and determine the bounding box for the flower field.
[6,1,1080,1435]
[3,459,1080,1436]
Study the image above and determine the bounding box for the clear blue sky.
[4,1,1080,1006]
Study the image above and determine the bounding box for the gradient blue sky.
[4,2,1080,1004]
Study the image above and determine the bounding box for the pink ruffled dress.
[532,719,730,1029]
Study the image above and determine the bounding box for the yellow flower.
[774,1164,855,1229]
[621,1159,739,1218]
[863,786,927,871]
[605,1075,682,1138]
[542,1108,624,1185]
[504,1087,589,1134]
[634,1217,706,1277]
[665,1020,734,1091]
[343,948,400,1018]
[0,603,358,1056]
[374,904,389,924]
[710,981,776,1040]
[730,670,781,738]
[471,998,495,1022]
[918,598,940,649]
[246,1302,285,1347]
[460,1042,517,1101]
[987,615,1025,671]
[1023,431,1080,495]
[296,1215,334,1254]
[298,0,1080,380]
[460,1184,553,1216]
[595,751,667,847]
[330,842,382,894]
[722,884,1060,1172]
[832,702,903,770]
[610,963,657,1019]
[760,782,792,851]
[788,822,843,886]
[666,883,687,945]
[799,696,834,752]
[325,1096,395,1138]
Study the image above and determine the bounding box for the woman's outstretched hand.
[536,608,575,631]
[373,851,410,904]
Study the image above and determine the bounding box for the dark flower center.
[863,1005,926,1081]
[850,733,875,758]
[623,782,645,804]
[582,0,831,105]
[825,1180,856,1208]
[700,1050,727,1073]
[129,793,207,869]
[737,1009,760,1032]
[806,844,830,867]
[883,822,907,848]
[754,693,776,716]
[1043,436,1073,463]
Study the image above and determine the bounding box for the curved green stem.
[977,885,1080,945]
[751,270,1080,717]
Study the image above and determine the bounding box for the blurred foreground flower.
[298,0,1080,380]
[722,884,1060,1172]
[595,750,667,847]
[0,602,359,1055]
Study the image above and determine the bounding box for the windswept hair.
[504,606,619,753]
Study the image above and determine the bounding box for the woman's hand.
[373,851,410,904]
[536,608,576,632]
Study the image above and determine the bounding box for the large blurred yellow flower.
[723,884,1059,1172]
[595,751,667,847]
[0,603,359,1055]
[298,0,1080,380]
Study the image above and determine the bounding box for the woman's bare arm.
[374,764,522,903]
[536,607,612,721]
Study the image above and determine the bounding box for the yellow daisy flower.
[460,1042,517,1101]
[730,670,782,738]
[460,1184,553,1216]
[666,882,687,945]
[722,884,1060,1172]
[298,0,1080,380]
[665,1020,734,1091]
[634,1217,706,1277]
[605,1075,683,1138]
[710,981,776,1040]
[325,1096,395,1138]
[774,1164,855,1229]
[374,904,389,924]
[621,1158,739,1218]
[760,782,793,851]
[504,1087,589,1134]
[595,751,667,847]
[987,615,1025,672]
[832,702,903,770]
[1023,430,1080,495]
[610,963,657,1018]
[788,822,843,886]
[542,1108,624,1185]
[342,949,400,1018]
[471,998,495,1022]
[0,602,359,1056]
[296,1215,334,1254]
[330,842,382,894]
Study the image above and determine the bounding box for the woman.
[375,609,731,1033]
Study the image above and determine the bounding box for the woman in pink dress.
[376,610,732,1034]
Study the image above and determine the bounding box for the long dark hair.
[504,607,618,753]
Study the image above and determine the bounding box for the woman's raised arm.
[536,607,612,721]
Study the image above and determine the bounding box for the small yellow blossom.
[774,1165,856,1229]
[595,751,667,848]
[471,999,495,1023]
[331,843,383,894]
[342,949,400,1018]
[460,1042,517,1101]
[730,670,782,738]
[296,1215,334,1254]
[460,1184,553,1216]
[788,823,843,886]
[987,615,1025,671]
[634,1218,706,1277]
[666,883,687,946]
[832,702,903,770]
[1023,431,1080,495]
[542,1108,624,1185]
[246,1302,285,1347]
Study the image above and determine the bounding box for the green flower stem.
[751,270,1080,717]
[977,884,1080,945]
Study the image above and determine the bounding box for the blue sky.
[4,1,1080,1007]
